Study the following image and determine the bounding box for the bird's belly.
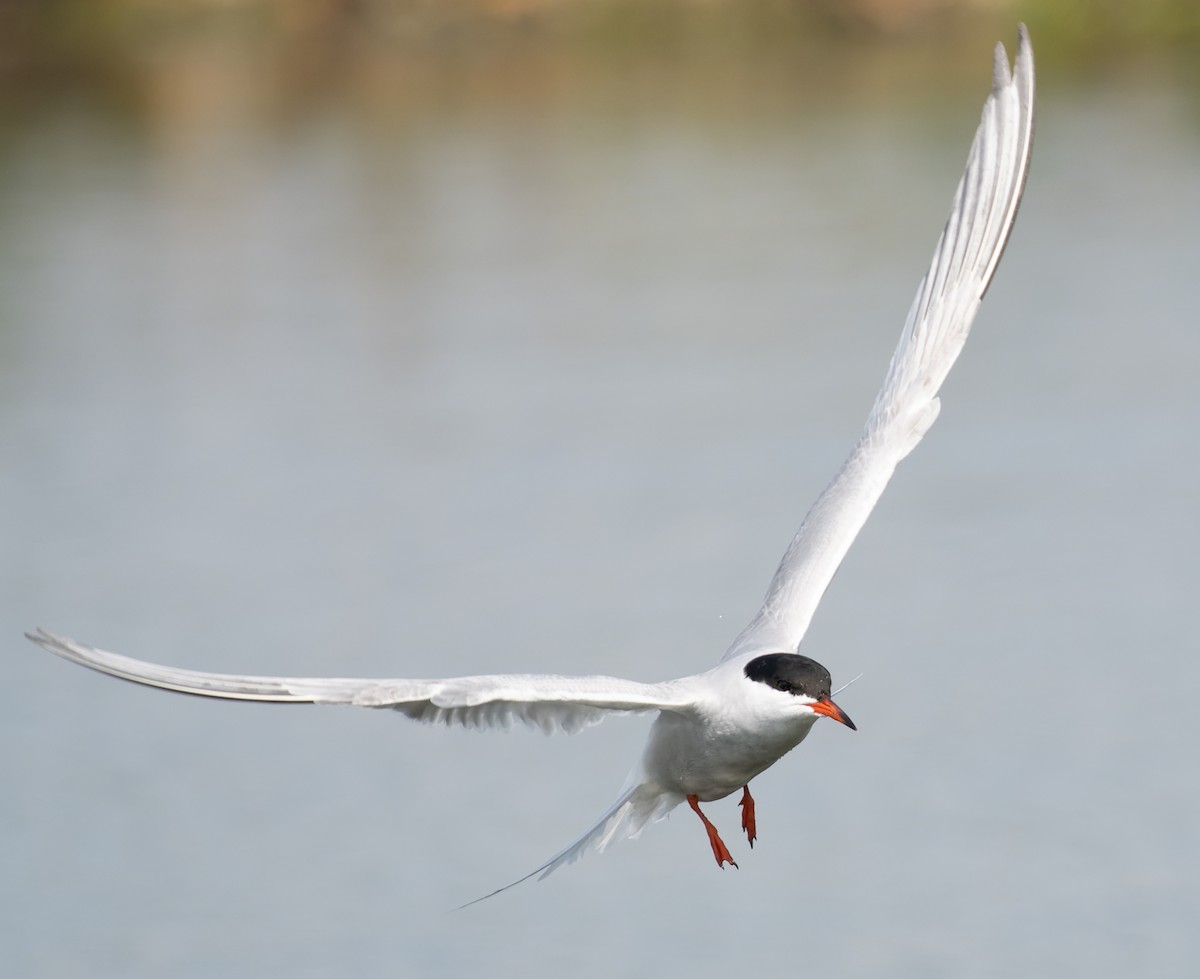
[641,710,816,802]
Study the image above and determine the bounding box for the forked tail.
[455,777,679,909]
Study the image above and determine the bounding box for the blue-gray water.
[3,39,1198,979]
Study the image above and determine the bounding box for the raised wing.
[724,26,1035,662]
[26,629,692,735]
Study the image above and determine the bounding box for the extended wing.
[26,629,692,735]
[725,26,1035,661]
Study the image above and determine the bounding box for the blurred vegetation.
[0,0,1196,120]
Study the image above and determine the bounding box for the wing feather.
[26,629,691,736]
[724,26,1034,661]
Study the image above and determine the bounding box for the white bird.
[27,26,1035,905]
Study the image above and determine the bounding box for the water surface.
[2,33,1198,979]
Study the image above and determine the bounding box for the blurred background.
[3,2,1198,977]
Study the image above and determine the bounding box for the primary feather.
[24,629,694,736]
[724,25,1035,662]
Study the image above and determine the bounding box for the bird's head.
[743,653,857,730]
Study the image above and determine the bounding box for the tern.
[27,27,1035,904]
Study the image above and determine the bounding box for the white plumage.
[27,25,1035,904]
[726,27,1034,662]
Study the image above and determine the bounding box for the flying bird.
[27,26,1035,904]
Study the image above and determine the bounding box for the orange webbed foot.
[687,794,738,869]
[739,785,757,848]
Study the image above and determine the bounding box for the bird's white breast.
[639,667,818,802]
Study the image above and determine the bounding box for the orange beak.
[810,697,857,731]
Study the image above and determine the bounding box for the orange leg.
[739,785,757,848]
[687,794,738,869]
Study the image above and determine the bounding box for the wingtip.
[993,24,1035,94]
[26,627,75,653]
[992,39,1013,90]
[1015,24,1034,76]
